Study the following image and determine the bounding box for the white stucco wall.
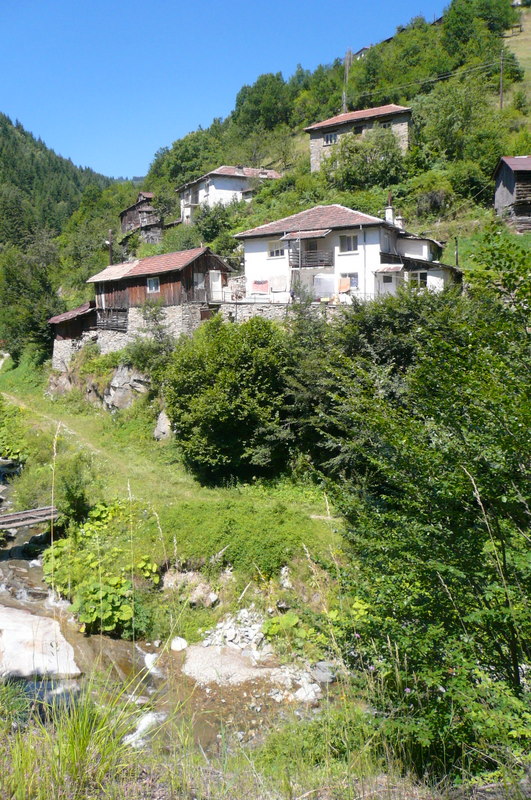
[181,174,259,222]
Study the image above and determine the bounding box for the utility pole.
[342,49,353,113]
[500,48,504,110]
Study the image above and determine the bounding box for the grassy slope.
[0,363,340,568]
[507,8,531,100]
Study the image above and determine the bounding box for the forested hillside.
[0,114,111,246]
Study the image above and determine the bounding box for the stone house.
[235,204,460,304]
[304,104,412,172]
[177,165,281,224]
[493,155,531,232]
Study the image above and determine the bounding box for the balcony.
[289,249,334,268]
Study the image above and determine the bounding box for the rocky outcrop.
[48,365,150,412]
[102,366,150,411]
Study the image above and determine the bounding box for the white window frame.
[193,271,205,290]
[340,272,359,290]
[324,132,338,146]
[339,234,358,254]
[147,277,160,293]
[409,271,428,288]
[268,240,285,258]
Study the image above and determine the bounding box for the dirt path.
[1,392,104,456]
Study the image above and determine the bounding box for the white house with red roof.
[304,104,411,172]
[235,204,460,303]
[177,165,281,224]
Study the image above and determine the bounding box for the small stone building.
[493,156,531,232]
[305,104,412,172]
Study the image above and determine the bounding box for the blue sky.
[0,0,445,178]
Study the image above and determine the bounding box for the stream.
[0,476,293,749]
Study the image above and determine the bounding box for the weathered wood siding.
[54,311,97,340]
[95,253,229,310]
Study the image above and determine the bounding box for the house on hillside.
[304,104,412,172]
[493,156,531,232]
[177,165,281,224]
[120,192,163,245]
[49,248,231,370]
[234,204,460,304]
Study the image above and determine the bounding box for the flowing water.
[0,480,286,749]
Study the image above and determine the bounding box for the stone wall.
[51,301,341,372]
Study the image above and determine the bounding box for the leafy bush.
[43,501,160,637]
[162,315,293,483]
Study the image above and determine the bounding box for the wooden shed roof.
[48,301,95,325]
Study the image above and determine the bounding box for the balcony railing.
[96,310,128,331]
[289,249,334,268]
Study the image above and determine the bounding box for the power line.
[351,58,502,102]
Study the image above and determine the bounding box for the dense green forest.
[0,113,111,245]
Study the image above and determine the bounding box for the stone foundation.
[52,301,339,372]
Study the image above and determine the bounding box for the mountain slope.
[0,113,111,246]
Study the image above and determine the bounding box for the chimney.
[384,206,395,225]
[395,212,405,230]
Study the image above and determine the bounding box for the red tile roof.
[211,166,281,179]
[496,155,531,173]
[304,104,411,132]
[48,301,95,325]
[235,205,383,239]
[177,165,281,192]
[87,247,213,283]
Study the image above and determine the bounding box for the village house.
[49,247,232,370]
[119,191,164,245]
[177,165,281,224]
[234,204,460,303]
[304,104,412,172]
[493,155,531,232]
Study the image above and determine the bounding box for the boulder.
[154,410,172,440]
[103,366,150,411]
[310,661,337,684]
[170,636,188,652]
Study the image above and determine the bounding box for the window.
[383,275,393,284]
[147,277,160,293]
[340,272,359,290]
[410,271,428,288]
[193,271,205,290]
[381,231,391,253]
[324,132,338,146]
[339,234,358,253]
[354,124,364,135]
[268,241,284,258]
[381,122,392,129]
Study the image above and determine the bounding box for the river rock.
[103,366,150,411]
[153,410,172,440]
[170,636,188,652]
[0,604,80,678]
[293,680,322,704]
[310,661,337,684]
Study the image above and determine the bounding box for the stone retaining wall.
[51,301,340,372]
